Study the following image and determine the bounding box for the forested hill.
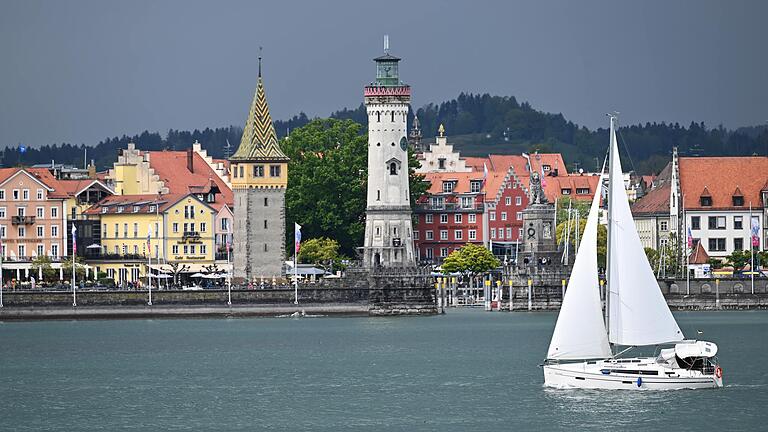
[4,93,767,175]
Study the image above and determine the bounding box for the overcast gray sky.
[1,0,766,148]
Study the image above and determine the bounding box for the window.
[470,181,482,193]
[498,228,504,239]
[440,230,448,240]
[51,244,59,258]
[51,207,58,218]
[18,226,25,237]
[506,227,512,238]
[461,197,473,209]
[190,245,196,254]
[149,205,156,213]
[114,245,118,255]
[201,222,207,232]
[184,205,195,219]
[51,225,58,237]
[515,196,522,206]
[131,205,139,213]
[700,196,712,206]
[438,158,446,170]
[0,190,4,200]
[691,216,700,230]
[425,248,433,259]
[133,245,138,255]
[516,212,523,221]
[0,208,4,219]
[200,245,206,255]
[233,166,238,178]
[36,207,44,218]
[270,165,281,177]
[102,207,108,214]
[734,238,744,250]
[36,189,43,200]
[413,231,419,240]
[12,190,19,200]
[425,214,433,224]
[440,248,448,257]
[123,223,128,237]
[18,244,25,257]
[734,216,743,230]
[22,189,29,200]
[455,214,463,223]
[264,197,268,207]
[708,216,726,230]
[37,226,43,237]
[263,220,268,229]
[17,207,25,217]
[389,163,398,175]
[117,206,124,213]
[183,245,188,254]
[491,228,496,239]
[660,221,668,231]
[114,224,119,237]
[468,214,476,223]
[221,218,230,230]
[442,181,454,193]
[263,243,268,252]
[36,244,44,256]
[733,196,744,206]
[708,238,726,251]
[505,197,511,206]
[172,245,179,255]
[519,228,524,237]
[454,230,463,240]
[468,230,477,240]
[490,212,496,221]
[0,226,5,239]
[430,196,445,209]
[426,230,434,240]
[253,165,264,177]
[239,166,244,178]
[561,188,571,195]
[501,212,507,221]
[173,223,179,233]
[576,188,590,195]
[440,214,448,224]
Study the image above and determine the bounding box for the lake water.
[1,309,766,431]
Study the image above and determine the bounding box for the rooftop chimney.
[187,147,194,173]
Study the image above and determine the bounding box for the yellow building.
[84,193,216,285]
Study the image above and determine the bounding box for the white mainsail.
[547,171,611,360]
[607,118,684,346]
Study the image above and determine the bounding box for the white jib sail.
[607,122,684,346]
[547,172,611,360]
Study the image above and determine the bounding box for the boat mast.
[605,113,617,350]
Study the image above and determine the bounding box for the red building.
[413,130,599,263]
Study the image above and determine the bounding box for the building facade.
[362,44,415,268]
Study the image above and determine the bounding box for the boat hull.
[543,358,722,390]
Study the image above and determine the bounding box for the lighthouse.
[362,37,415,268]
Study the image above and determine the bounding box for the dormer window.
[101,207,108,214]
[117,206,124,213]
[561,188,571,195]
[543,164,551,172]
[576,188,590,195]
[207,193,215,202]
[132,206,139,213]
[149,205,156,213]
[733,195,744,206]
[700,196,712,206]
[442,181,455,193]
[470,181,482,193]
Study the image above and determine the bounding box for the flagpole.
[227,224,232,306]
[294,223,300,305]
[0,247,3,308]
[148,227,153,306]
[72,225,77,307]
[684,199,689,295]
[751,202,755,295]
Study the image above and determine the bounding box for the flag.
[540,162,547,187]
[687,227,693,248]
[294,223,302,254]
[482,163,489,188]
[751,216,760,247]
[147,226,152,251]
[71,225,77,255]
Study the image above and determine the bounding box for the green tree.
[298,237,341,271]
[707,258,724,270]
[30,256,57,283]
[725,249,751,271]
[60,257,87,281]
[441,243,500,276]
[283,118,430,256]
[555,218,607,268]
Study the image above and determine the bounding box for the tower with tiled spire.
[362,37,415,268]
[230,55,289,281]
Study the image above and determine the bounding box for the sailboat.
[542,115,723,390]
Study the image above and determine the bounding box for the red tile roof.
[689,241,710,265]
[679,156,768,210]
[144,150,233,211]
[631,183,670,215]
[83,193,203,215]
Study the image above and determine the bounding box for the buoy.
[636,377,643,387]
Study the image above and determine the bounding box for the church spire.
[231,56,288,162]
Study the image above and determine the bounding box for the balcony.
[11,215,36,225]
[413,203,485,213]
